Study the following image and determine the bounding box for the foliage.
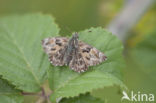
[49,27,126,102]
[0,13,125,103]
[0,77,23,103]
[60,93,104,103]
[0,13,59,92]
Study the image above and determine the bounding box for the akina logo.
[121,91,154,102]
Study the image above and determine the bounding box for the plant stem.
[21,91,41,96]
[107,0,155,43]
[21,86,52,102]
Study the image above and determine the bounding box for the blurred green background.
[0,0,156,103]
[0,0,123,34]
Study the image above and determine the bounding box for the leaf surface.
[48,27,126,102]
[0,13,60,92]
[0,77,23,103]
[60,93,104,103]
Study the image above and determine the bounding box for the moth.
[42,33,107,73]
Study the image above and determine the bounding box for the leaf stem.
[21,87,52,103]
[21,91,41,96]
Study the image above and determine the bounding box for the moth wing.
[42,37,69,66]
[79,41,107,66]
[69,49,88,73]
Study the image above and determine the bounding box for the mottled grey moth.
[42,33,107,73]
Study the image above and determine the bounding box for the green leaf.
[60,93,104,103]
[0,77,23,103]
[48,27,126,102]
[0,13,60,92]
[131,32,156,81]
[91,86,123,103]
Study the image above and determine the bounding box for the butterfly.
[42,32,107,73]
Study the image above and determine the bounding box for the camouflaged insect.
[42,33,107,73]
